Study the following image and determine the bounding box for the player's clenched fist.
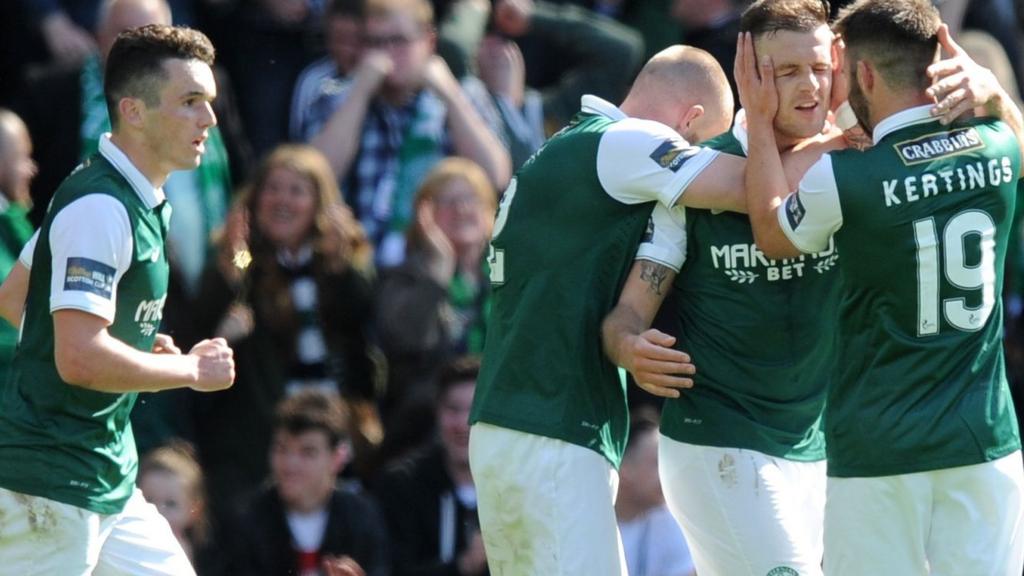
[188,337,235,392]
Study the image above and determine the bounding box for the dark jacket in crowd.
[373,444,487,576]
[225,483,391,576]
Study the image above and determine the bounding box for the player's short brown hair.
[834,0,940,91]
[273,389,350,448]
[104,24,214,128]
[436,356,480,402]
[741,0,830,38]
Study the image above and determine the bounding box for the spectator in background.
[492,0,645,130]
[19,0,196,66]
[669,0,740,111]
[476,35,545,169]
[616,413,695,576]
[310,0,511,267]
[290,0,367,143]
[213,0,324,156]
[432,0,490,79]
[17,0,250,278]
[139,441,218,575]
[193,144,382,528]
[226,389,390,576]
[0,110,35,383]
[16,0,251,455]
[373,357,488,576]
[376,158,493,415]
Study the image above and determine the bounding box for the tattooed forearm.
[639,262,670,296]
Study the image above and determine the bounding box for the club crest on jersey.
[64,257,115,299]
[649,140,691,172]
[894,127,984,165]
[785,194,806,229]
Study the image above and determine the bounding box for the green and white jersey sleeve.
[596,117,719,207]
[48,195,133,323]
[778,155,844,254]
[635,203,688,272]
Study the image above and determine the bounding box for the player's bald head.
[0,109,27,156]
[624,45,733,142]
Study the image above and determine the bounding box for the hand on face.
[355,50,395,92]
[735,32,778,127]
[926,23,1003,125]
[477,35,526,106]
[417,199,457,284]
[423,56,460,99]
[493,0,533,37]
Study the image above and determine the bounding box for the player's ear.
[117,96,145,129]
[855,60,874,94]
[679,104,705,139]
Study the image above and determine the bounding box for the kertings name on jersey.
[883,156,1014,208]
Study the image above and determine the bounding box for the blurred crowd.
[0,0,1023,574]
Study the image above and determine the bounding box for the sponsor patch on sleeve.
[64,257,115,299]
[785,194,806,230]
[649,140,695,173]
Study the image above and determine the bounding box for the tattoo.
[639,262,670,296]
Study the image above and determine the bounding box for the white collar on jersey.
[98,133,166,210]
[580,95,627,121]
[871,104,937,144]
[731,108,751,154]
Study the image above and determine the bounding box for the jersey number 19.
[913,210,997,336]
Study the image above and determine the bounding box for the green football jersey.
[660,128,837,461]
[471,96,719,468]
[0,202,34,382]
[780,106,1021,477]
[0,148,170,514]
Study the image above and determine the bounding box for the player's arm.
[602,261,694,398]
[596,119,821,214]
[927,24,1024,171]
[677,142,842,213]
[735,31,800,258]
[737,32,841,259]
[0,261,29,328]
[54,311,233,393]
[602,205,695,398]
[0,230,41,328]
[47,195,234,393]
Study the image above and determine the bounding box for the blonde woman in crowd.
[376,157,495,418]
[193,144,382,528]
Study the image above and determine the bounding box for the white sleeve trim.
[777,155,843,254]
[48,194,133,323]
[635,204,687,272]
[666,148,719,207]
